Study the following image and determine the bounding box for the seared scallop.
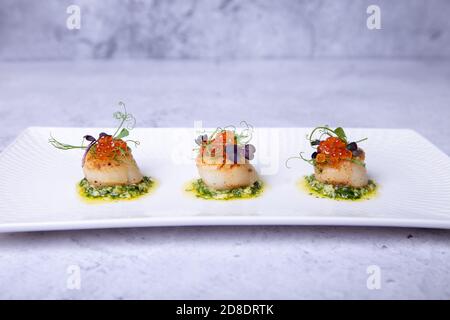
[195,129,258,191]
[196,157,257,191]
[83,151,143,187]
[196,130,258,191]
[315,156,368,188]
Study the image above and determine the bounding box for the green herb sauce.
[303,174,377,201]
[186,179,263,200]
[78,176,155,202]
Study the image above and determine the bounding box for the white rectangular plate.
[0,127,449,233]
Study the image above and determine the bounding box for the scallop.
[315,159,368,188]
[83,151,143,187]
[196,156,257,191]
[196,130,258,190]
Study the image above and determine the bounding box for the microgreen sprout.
[287,126,368,168]
[196,121,254,147]
[285,152,315,168]
[235,121,254,144]
[49,134,88,150]
[49,102,139,166]
[194,122,256,163]
[126,140,140,147]
[308,126,348,145]
[112,101,136,138]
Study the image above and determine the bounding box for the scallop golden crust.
[196,156,258,191]
[83,151,143,187]
[315,160,368,188]
[195,129,258,191]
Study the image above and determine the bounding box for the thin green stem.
[49,135,87,150]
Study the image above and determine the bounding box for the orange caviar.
[316,153,327,164]
[200,130,237,166]
[317,137,352,166]
[93,135,129,160]
[212,130,236,146]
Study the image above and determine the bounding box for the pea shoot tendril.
[286,126,368,168]
[48,102,140,166]
[195,121,255,147]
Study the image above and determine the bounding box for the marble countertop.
[0,60,449,299]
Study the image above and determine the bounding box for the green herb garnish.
[285,152,315,168]
[49,134,87,150]
[308,126,349,144]
[304,174,376,201]
[197,121,254,147]
[115,128,130,140]
[187,179,263,200]
[79,176,154,200]
[112,102,136,138]
[287,126,368,168]
[49,102,140,164]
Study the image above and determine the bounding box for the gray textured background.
[1,0,450,60]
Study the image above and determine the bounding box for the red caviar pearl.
[94,136,129,160]
[316,137,352,166]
